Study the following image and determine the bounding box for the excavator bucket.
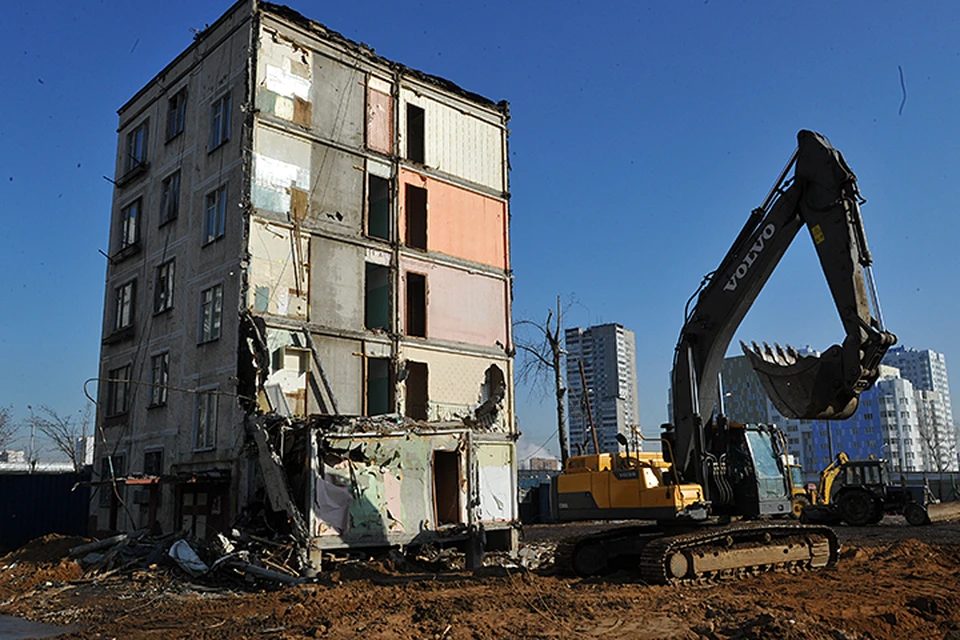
[741,341,859,420]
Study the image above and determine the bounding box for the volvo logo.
[723,224,776,292]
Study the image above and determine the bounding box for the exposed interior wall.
[308,237,365,331]
[475,442,516,522]
[400,345,512,431]
[314,432,465,546]
[399,87,504,192]
[248,216,309,319]
[398,169,508,270]
[400,256,508,348]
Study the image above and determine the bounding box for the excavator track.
[557,522,838,584]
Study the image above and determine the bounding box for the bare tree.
[515,296,570,466]
[25,404,92,471]
[0,406,16,450]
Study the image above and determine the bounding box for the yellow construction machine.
[552,130,898,583]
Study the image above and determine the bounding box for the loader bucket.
[924,501,960,524]
[741,341,859,420]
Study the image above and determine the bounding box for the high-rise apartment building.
[882,346,957,470]
[722,352,954,475]
[93,1,516,555]
[564,324,639,456]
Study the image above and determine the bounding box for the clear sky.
[2,1,958,461]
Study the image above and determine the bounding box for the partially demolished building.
[94,0,516,565]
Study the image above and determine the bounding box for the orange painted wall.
[399,169,509,270]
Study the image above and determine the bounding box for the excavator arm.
[666,130,896,492]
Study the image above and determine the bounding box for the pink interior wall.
[399,169,508,270]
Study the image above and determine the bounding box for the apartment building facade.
[94,1,516,552]
[564,324,640,456]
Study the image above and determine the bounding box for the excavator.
[552,130,898,583]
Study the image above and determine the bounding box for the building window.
[405,272,426,338]
[203,185,226,244]
[154,259,175,314]
[366,358,392,416]
[166,89,187,141]
[209,93,231,151]
[199,284,223,343]
[195,391,218,450]
[106,364,131,416]
[119,199,141,251]
[364,264,390,331]
[367,174,390,241]
[149,352,169,407]
[114,280,136,332]
[404,184,427,250]
[143,450,163,476]
[159,170,181,224]
[125,121,149,173]
[405,104,425,164]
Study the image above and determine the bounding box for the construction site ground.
[2,518,960,639]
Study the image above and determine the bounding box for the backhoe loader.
[553,130,897,583]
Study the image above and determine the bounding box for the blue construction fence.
[0,471,91,554]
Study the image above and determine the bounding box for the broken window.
[367,174,390,241]
[166,89,187,141]
[405,272,426,338]
[209,92,231,151]
[203,185,227,244]
[106,364,131,417]
[405,361,428,421]
[406,103,425,164]
[126,121,148,173]
[364,264,390,331]
[119,199,141,251]
[114,280,136,332]
[199,284,223,343]
[366,357,392,416]
[154,259,175,314]
[149,352,169,407]
[195,390,218,450]
[159,170,180,224]
[433,450,462,525]
[404,184,427,250]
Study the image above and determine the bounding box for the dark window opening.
[405,361,429,421]
[144,450,163,476]
[433,450,462,525]
[406,104,425,164]
[364,264,390,331]
[367,175,390,241]
[406,272,426,338]
[405,184,427,250]
[166,89,187,141]
[366,357,392,416]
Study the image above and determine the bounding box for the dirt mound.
[0,534,86,600]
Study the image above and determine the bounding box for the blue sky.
[2,1,959,461]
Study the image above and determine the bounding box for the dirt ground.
[2,518,960,639]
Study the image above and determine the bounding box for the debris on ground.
[0,521,959,639]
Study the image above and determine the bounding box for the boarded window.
[365,264,390,331]
[405,361,428,421]
[433,450,461,525]
[366,358,392,416]
[366,86,393,154]
[406,104,425,164]
[405,272,426,338]
[405,184,427,250]
[367,175,390,241]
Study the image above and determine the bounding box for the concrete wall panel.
[399,169,508,269]
[308,335,363,415]
[252,126,311,219]
[476,443,515,522]
[309,237,364,331]
[310,51,365,149]
[400,256,507,348]
[308,144,364,234]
